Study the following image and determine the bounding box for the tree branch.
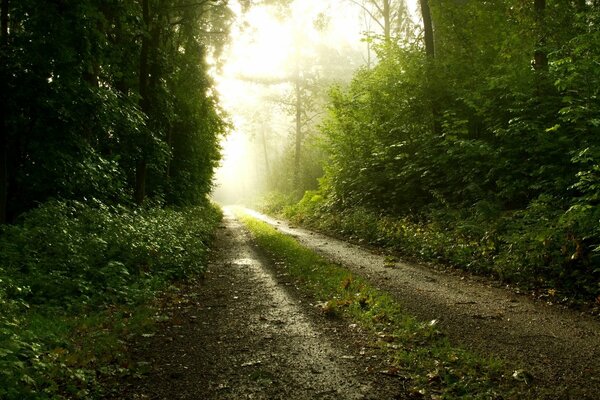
[346,0,386,32]
[168,0,221,10]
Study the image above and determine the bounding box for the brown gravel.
[112,209,408,399]
[244,208,600,400]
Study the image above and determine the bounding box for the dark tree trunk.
[0,0,9,223]
[139,0,150,105]
[136,0,166,205]
[534,0,548,71]
[419,0,441,135]
[136,0,150,205]
[134,160,147,205]
[1,0,7,40]
[0,131,8,224]
[0,113,6,224]
[420,0,435,58]
[165,126,173,180]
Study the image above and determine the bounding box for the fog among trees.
[215,0,600,300]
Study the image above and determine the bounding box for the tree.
[233,6,362,197]
[135,0,152,205]
[348,0,412,43]
[419,0,434,58]
[533,0,547,70]
[0,0,230,218]
[0,0,8,223]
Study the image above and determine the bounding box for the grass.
[22,305,155,399]
[238,209,527,399]
[273,193,599,305]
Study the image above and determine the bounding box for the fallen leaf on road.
[379,367,401,376]
[512,369,533,384]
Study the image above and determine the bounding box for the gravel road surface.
[114,208,405,399]
[243,208,600,399]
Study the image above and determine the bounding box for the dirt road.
[116,208,404,399]
[243,208,600,399]
[115,208,599,399]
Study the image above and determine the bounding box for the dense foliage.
[0,0,230,397]
[270,1,600,301]
[0,200,221,399]
[0,0,230,221]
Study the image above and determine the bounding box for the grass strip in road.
[238,210,529,400]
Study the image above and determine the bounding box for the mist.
[211,0,385,205]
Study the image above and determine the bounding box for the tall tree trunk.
[165,126,173,180]
[293,77,302,187]
[1,0,7,41]
[383,0,391,42]
[419,0,440,135]
[136,0,150,205]
[0,115,6,227]
[419,0,435,58]
[134,160,147,205]
[0,0,9,223]
[139,0,150,108]
[533,0,548,70]
[361,10,373,68]
[260,124,271,188]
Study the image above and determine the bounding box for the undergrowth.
[238,210,528,399]
[0,199,221,399]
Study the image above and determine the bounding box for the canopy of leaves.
[0,0,231,218]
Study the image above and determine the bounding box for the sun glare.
[219,7,293,83]
[212,0,370,204]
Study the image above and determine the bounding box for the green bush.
[1,200,220,307]
[256,191,297,216]
[0,199,221,399]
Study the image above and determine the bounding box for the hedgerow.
[269,191,599,304]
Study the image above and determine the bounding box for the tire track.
[117,208,403,399]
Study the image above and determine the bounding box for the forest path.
[242,208,600,399]
[114,208,403,399]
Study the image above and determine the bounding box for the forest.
[0,0,230,397]
[0,0,599,398]
[247,0,600,304]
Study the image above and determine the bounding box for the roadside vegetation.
[239,211,532,399]
[261,191,598,306]
[0,1,229,398]
[255,2,600,306]
[0,201,221,399]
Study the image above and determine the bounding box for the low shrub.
[0,199,221,399]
